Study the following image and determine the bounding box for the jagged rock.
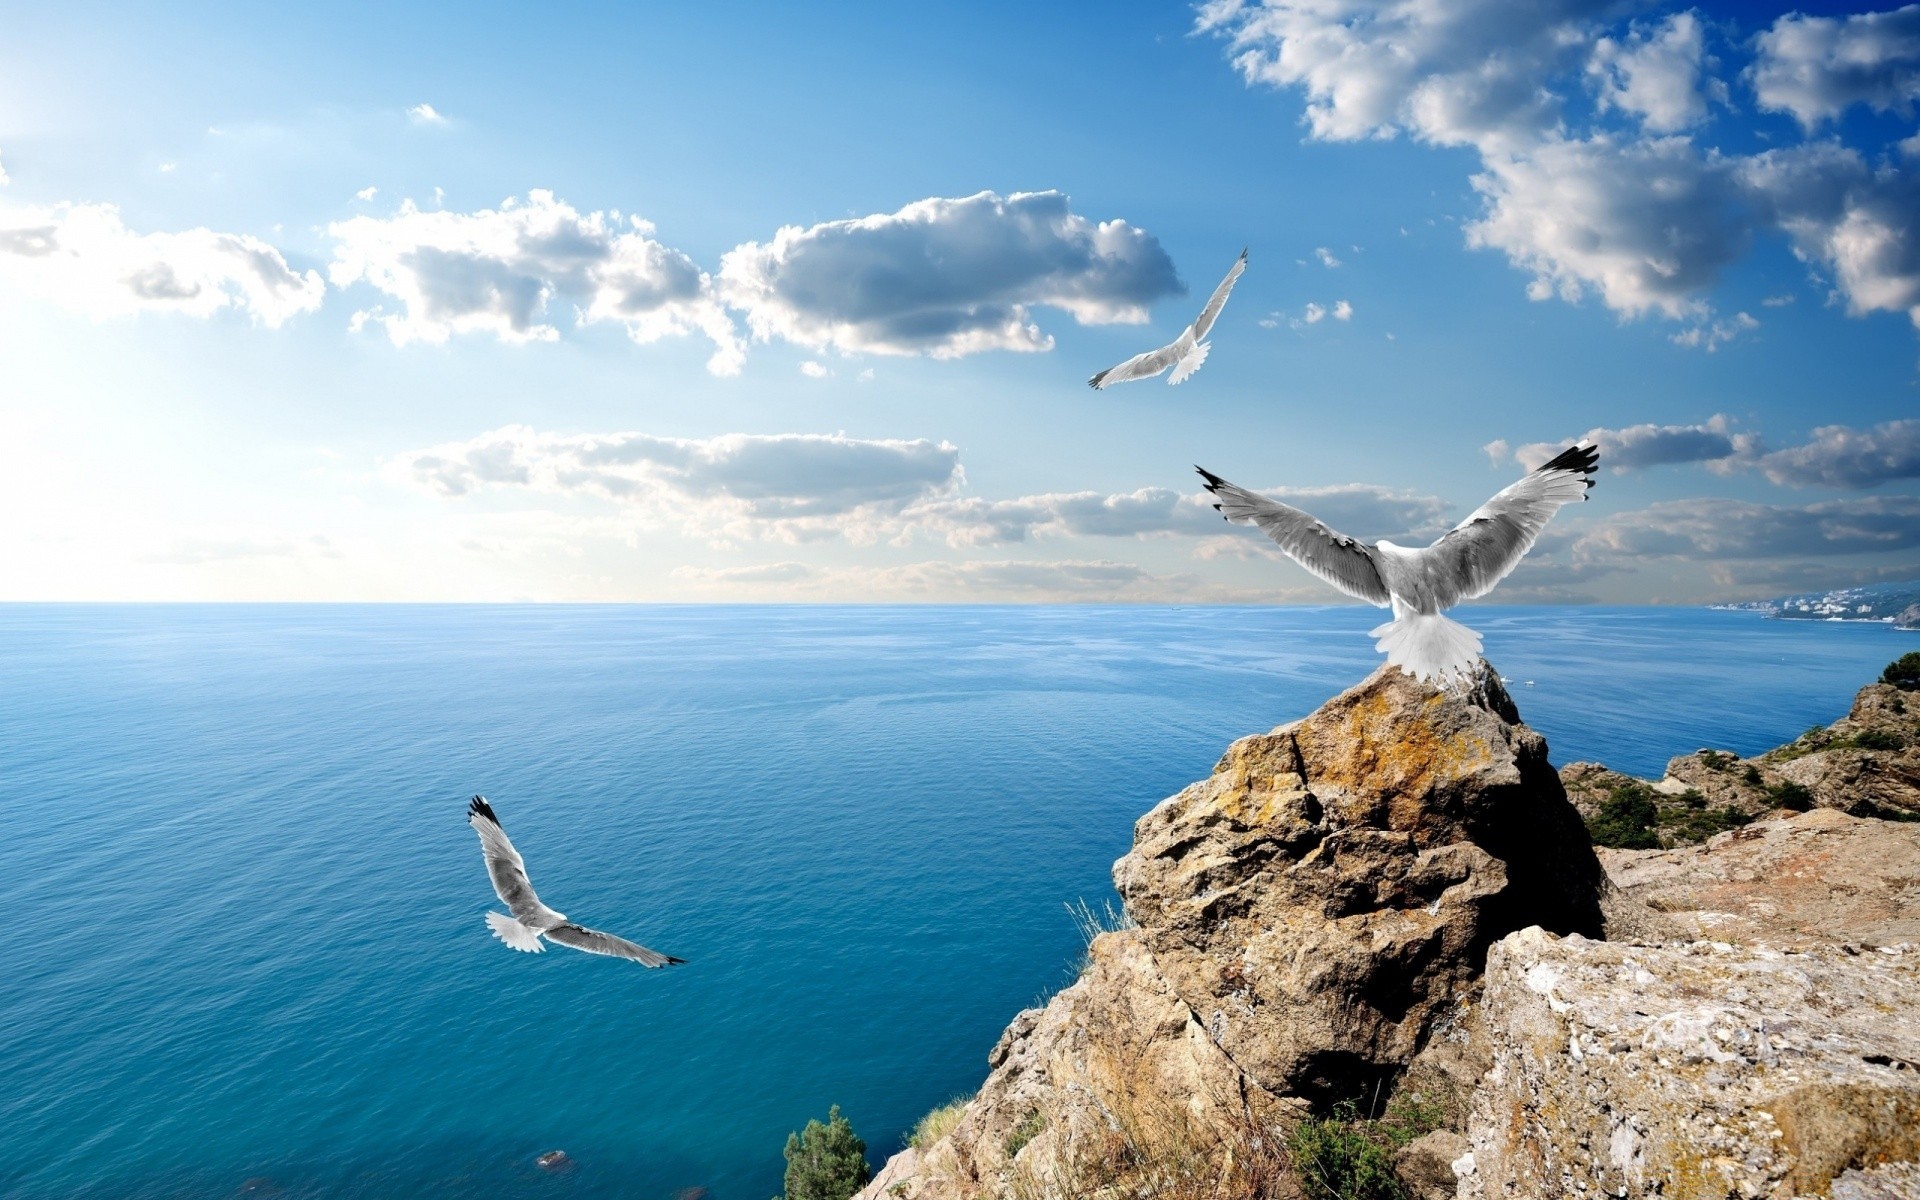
[1563,676,1920,838]
[1394,1129,1471,1200]
[1463,927,1920,1200]
[856,664,1607,1200]
[1602,807,1920,948]
[1894,605,1920,631]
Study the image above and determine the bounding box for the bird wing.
[1167,338,1212,384]
[1190,248,1247,341]
[467,797,562,925]
[1419,444,1599,607]
[544,922,685,968]
[1196,467,1391,605]
[1089,340,1181,388]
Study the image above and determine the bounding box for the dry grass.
[908,1096,971,1150]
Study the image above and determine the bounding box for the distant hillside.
[1712,580,1920,625]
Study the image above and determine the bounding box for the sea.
[1,604,1909,1200]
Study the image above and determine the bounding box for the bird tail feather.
[1369,612,1483,684]
[486,911,545,953]
[1168,340,1210,385]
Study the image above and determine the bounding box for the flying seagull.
[1089,249,1246,389]
[1196,444,1599,683]
[467,796,685,967]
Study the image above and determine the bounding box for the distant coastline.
[1708,579,1920,629]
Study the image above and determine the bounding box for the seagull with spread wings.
[1089,249,1246,389]
[467,796,684,967]
[1196,445,1600,683]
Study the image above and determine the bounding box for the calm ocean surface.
[2,604,1908,1200]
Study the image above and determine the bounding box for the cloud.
[407,104,448,126]
[1750,6,1920,129]
[1749,418,1920,489]
[798,360,828,378]
[0,200,324,326]
[0,148,8,186]
[1202,1,1920,338]
[1197,0,1609,151]
[355,186,378,202]
[393,425,963,543]
[1589,11,1721,133]
[717,190,1181,358]
[1301,302,1326,324]
[1575,493,1920,560]
[1669,310,1758,351]
[1704,559,1920,590]
[146,533,341,565]
[1740,142,1920,329]
[1762,293,1796,306]
[672,561,815,585]
[328,190,744,373]
[1314,246,1342,267]
[1503,415,1748,473]
[1466,134,1746,320]
[1332,299,1353,320]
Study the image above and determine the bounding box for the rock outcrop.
[858,665,1608,1200]
[1562,676,1920,835]
[1601,807,1920,948]
[1463,929,1920,1200]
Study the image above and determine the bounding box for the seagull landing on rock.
[1196,444,1600,684]
[467,797,685,967]
[1089,249,1246,389]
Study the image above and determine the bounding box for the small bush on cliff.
[1285,1100,1408,1200]
[1586,785,1660,849]
[1766,779,1815,811]
[1883,652,1920,691]
[906,1097,968,1150]
[779,1106,871,1200]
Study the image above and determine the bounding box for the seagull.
[467,796,685,967]
[1196,444,1600,683]
[1089,248,1246,389]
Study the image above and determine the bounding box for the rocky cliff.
[859,665,1613,1200]
[857,663,1920,1200]
[1562,677,1920,830]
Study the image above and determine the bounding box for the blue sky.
[2,0,1916,602]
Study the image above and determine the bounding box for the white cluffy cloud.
[393,426,963,543]
[1495,416,1920,490]
[407,104,448,126]
[718,189,1182,359]
[0,200,324,326]
[1201,1,1920,339]
[328,190,744,373]
[1589,11,1722,133]
[1750,6,1920,129]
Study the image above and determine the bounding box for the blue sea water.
[1,604,1909,1200]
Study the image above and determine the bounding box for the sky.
[1,0,1917,604]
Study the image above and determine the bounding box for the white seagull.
[1196,444,1599,683]
[1089,249,1246,389]
[467,796,685,967]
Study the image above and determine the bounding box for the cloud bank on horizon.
[0,1,1915,605]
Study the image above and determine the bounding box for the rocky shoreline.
[856,660,1920,1200]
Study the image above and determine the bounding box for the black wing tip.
[1194,464,1227,491]
[662,955,688,966]
[1238,246,1248,260]
[468,796,499,824]
[1087,371,1108,389]
[1537,442,1600,478]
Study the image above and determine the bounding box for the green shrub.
[1766,780,1816,811]
[1742,764,1763,786]
[1586,785,1661,849]
[1004,1109,1044,1158]
[779,1106,871,1200]
[1665,803,1755,843]
[1700,750,1737,771]
[1883,652,1920,692]
[1847,728,1904,751]
[1286,1101,1408,1200]
[907,1097,969,1150]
